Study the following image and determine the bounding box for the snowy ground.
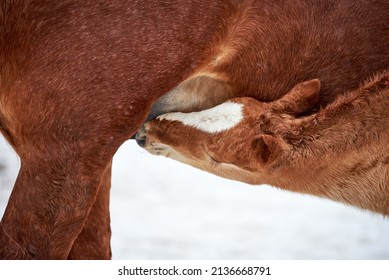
[1,135,388,259]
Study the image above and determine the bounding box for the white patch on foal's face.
[157,102,244,133]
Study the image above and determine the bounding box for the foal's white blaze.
[157,102,244,133]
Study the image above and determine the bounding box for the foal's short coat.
[139,73,389,215]
[1,0,388,258]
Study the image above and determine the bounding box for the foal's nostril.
[135,134,146,147]
[135,126,147,147]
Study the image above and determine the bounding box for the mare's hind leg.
[0,141,114,259]
[67,160,112,260]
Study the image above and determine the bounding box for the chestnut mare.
[0,0,388,259]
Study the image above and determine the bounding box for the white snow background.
[0,135,388,259]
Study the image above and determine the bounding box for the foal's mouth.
[202,144,221,165]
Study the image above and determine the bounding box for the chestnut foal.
[1,0,388,259]
[138,73,389,215]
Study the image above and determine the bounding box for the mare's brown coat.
[1,0,388,259]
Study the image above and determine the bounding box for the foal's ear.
[251,135,284,166]
[273,79,321,114]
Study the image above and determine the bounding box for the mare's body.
[0,0,388,259]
